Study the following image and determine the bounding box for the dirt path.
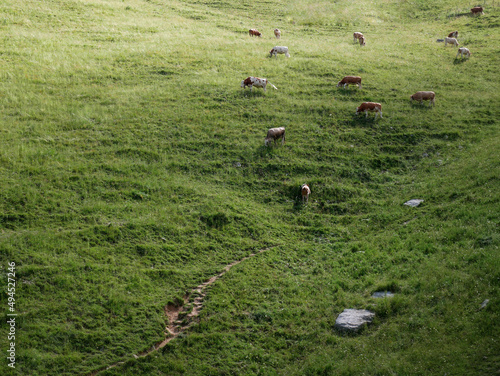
[88,247,274,375]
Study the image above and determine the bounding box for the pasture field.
[0,0,499,375]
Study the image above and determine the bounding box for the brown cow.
[410,91,435,106]
[274,28,281,39]
[301,184,311,204]
[448,31,458,38]
[249,29,262,37]
[264,127,285,147]
[356,102,382,119]
[359,36,366,46]
[353,32,364,43]
[471,6,483,15]
[337,76,362,89]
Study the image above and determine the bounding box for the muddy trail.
[88,247,274,375]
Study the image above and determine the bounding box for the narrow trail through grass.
[88,246,277,376]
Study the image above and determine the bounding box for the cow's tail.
[268,82,278,90]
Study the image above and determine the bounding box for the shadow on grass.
[292,198,307,211]
[409,102,435,109]
[447,12,476,18]
[335,88,362,99]
[453,58,469,65]
[350,115,381,127]
[240,90,266,98]
[254,143,286,158]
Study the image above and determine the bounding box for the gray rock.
[480,299,489,310]
[404,199,424,207]
[335,309,375,332]
[372,291,395,298]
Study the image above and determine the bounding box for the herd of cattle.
[242,6,484,203]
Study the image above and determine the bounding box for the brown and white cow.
[448,31,458,38]
[444,37,459,47]
[301,184,311,204]
[249,29,262,37]
[274,28,281,39]
[270,46,290,58]
[356,102,382,119]
[353,32,364,43]
[456,47,471,59]
[410,91,435,106]
[359,36,366,46]
[471,6,483,15]
[264,127,286,147]
[337,76,362,89]
[241,77,277,92]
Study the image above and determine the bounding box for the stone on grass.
[372,291,395,298]
[480,299,489,310]
[335,309,375,333]
[404,199,424,207]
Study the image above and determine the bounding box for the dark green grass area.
[0,0,498,375]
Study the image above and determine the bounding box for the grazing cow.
[241,76,277,92]
[337,76,362,89]
[471,6,483,15]
[359,36,366,46]
[270,46,290,58]
[456,47,471,59]
[448,31,458,38]
[356,102,382,119]
[249,29,262,37]
[353,32,364,43]
[274,28,281,39]
[301,184,311,204]
[410,91,435,106]
[444,37,459,47]
[264,127,286,147]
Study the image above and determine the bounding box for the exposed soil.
[88,247,273,375]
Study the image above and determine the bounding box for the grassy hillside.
[0,0,498,375]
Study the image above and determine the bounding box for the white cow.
[241,77,277,92]
[444,37,459,47]
[270,46,290,58]
[456,47,471,59]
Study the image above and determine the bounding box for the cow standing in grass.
[241,77,277,92]
[301,184,311,204]
[444,37,459,47]
[471,6,483,15]
[456,47,471,59]
[337,76,362,89]
[270,46,290,58]
[356,102,382,119]
[264,127,286,147]
[410,91,435,106]
[249,29,262,37]
[353,32,363,43]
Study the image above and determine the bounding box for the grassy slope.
[0,0,498,375]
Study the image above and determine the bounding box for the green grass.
[0,0,499,375]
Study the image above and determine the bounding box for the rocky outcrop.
[335,309,375,332]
